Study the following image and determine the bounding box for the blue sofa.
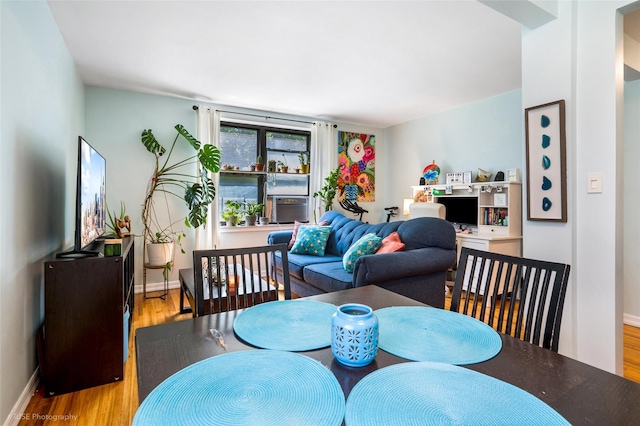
[267,211,456,308]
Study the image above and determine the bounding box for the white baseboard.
[134,279,180,294]
[624,313,640,328]
[3,367,39,426]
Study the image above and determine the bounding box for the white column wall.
[522,0,633,373]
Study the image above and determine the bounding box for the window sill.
[219,224,294,233]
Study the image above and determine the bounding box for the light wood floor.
[19,288,640,425]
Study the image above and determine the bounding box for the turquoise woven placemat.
[345,362,570,426]
[233,300,337,351]
[134,350,345,426]
[375,306,502,364]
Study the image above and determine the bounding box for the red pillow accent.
[376,232,405,254]
[289,220,328,249]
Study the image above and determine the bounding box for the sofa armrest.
[352,248,456,286]
[267,231,293,246]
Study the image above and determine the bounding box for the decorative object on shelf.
[255,155,265,171]
[223,164,235,171]
[494,193,507,207]
[507,168,520,182]
[140,124,220,270]
[222,200,243,226]
[446,171,472,185]
[298,151,310,174]
[494,171,505,182]
[313,167,340,215]
[267,159,277,173]
[331,303,379,367]
[106,201,131,238]
[475,168,492,182]
[259,216,269,225]
[337,131,375,202]
[525,100,567,222]
[243,201,264,226]
[419,176,426,185]
[423,161,440,184]
[104,238,122,257]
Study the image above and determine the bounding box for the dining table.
[135,285,640,425]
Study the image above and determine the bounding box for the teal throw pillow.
[290,226,332,256]
[343,233,383,273]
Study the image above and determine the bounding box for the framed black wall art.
[525,100,567,222]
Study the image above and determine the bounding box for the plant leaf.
[141,129,166,156]
[175,124,200,150]
[200,169,216,202]
[187,202,209,228]
[198,144,221,173]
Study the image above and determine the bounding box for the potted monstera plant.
[141,124,221,267]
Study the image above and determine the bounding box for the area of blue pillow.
[343,233,383,272]
[289,225,332,256]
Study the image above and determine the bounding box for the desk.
[136,286,640,424]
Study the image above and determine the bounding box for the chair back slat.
[193,244,291,315]
[450,247,570,352]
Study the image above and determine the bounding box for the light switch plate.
[587,172,603,193]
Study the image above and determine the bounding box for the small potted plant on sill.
[222,200,244,226]
[244,201,265,226]
[298,152,310,174]
[268,159,277,173]
[255,155,265,172]
[279,154,289,173]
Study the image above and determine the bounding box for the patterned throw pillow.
[290,226,332,256]
[289,220,328,249]
[343,233,383,273]
[376,231,405,254]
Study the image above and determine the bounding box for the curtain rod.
[192,105,337,127]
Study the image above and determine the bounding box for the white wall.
[520,0,577,359]
[383,89,523,217]
[624,79,640,322]
[85,87,197,286]
[0,1,84,423]
[521,0,636,373]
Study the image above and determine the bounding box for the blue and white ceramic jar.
[331,303,379,367]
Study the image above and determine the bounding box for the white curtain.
[309,121,336,222]
[195,106,221,249]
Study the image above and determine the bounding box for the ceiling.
[46,1,525,128]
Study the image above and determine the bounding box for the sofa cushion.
[303,261,354,293]
[281,252,343,280]
[319,211,402,256]
[376,231,405,254]
[289,219,327,249]
[343,233,382,272]
[290,225,332,256]
[397,217,456,251]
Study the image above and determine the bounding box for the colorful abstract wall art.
[525,100,567,222]
[337,132,375,202]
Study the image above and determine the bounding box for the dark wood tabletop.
[136,285,640,424]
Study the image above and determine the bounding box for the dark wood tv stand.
[40,236,135,396]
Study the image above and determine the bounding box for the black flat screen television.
[57,136,106,258]
[437,196,478,228]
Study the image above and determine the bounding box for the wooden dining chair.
[193,244,291,315]
[450,247,570,352]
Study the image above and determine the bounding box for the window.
[218,122,310,223]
